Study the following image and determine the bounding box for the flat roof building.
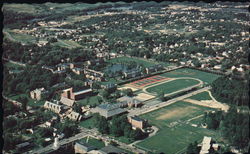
[200,136,212,154]
[94,104,127,118]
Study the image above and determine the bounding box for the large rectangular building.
[94,104,127,119]
[61,87,93,101]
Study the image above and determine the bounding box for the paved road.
[32,127,146,154]
[128,87,211,117]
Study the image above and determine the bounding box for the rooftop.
[74,89,92,95]
[99,145,125,154]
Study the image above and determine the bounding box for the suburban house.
[61,87,93,101]
[128,116,147,130]
[93,104,127,119]
[30,87,48,101]
[117,96,142,108]
[44,101,63,114]
[145,64,163,74]
[122,69,141,79]
[74,142,96,154]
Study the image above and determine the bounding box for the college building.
[30,87,48,101]
[128,116,147,130]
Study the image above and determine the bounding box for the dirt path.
[183,94,229,111]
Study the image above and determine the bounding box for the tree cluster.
[211,76,249,106]
[203,107,249,150]
[94,114,147,141]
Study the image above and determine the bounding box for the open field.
[137,101,218,153]
[77,95,102,107]
[9,93,45,107]
[188,91,212,101]
[79,137,105,149]
[145,78,200,95]
[161,68,221,84]
[79,116,96,129]
[4,62,25,70]
[4,30,37,44]
[134,93,155,101]
[107,56,157,67]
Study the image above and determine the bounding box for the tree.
[158,91,165,101]
[186,141,200,154]
[123,88,133,97]
[130,128,146,140]
[101,89,110,99]
[17,96,28,111]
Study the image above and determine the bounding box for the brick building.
[128,116,147,130]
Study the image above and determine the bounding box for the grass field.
[107,57,157,67]
[79,137,105,149]
[137,101,218,153]
[161,68,221,84]
[5,31,37,44]
[188,91,212,101]
[146,78,200,95]
[77,95,102,107]
[9,93,45,107]
[4,62,25,70]
[79,116,96,129]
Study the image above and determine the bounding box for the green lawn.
[4,62,25,70]
[9,93,45,107]
[146,78,200,95]
[107,56,157,67]
[79,137,105,149]
[161,68,221,84]
[137,101,218,153]
[188,91,213,101]
[140,101,213,125]
[79,116,96,129]
[77,95,102,107]
[8,31,37,44]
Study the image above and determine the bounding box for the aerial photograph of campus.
[2,1,249,154]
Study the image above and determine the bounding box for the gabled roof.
[60,97,75,107]
[67,111,82,121]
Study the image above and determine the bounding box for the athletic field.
[136,101,219,153]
